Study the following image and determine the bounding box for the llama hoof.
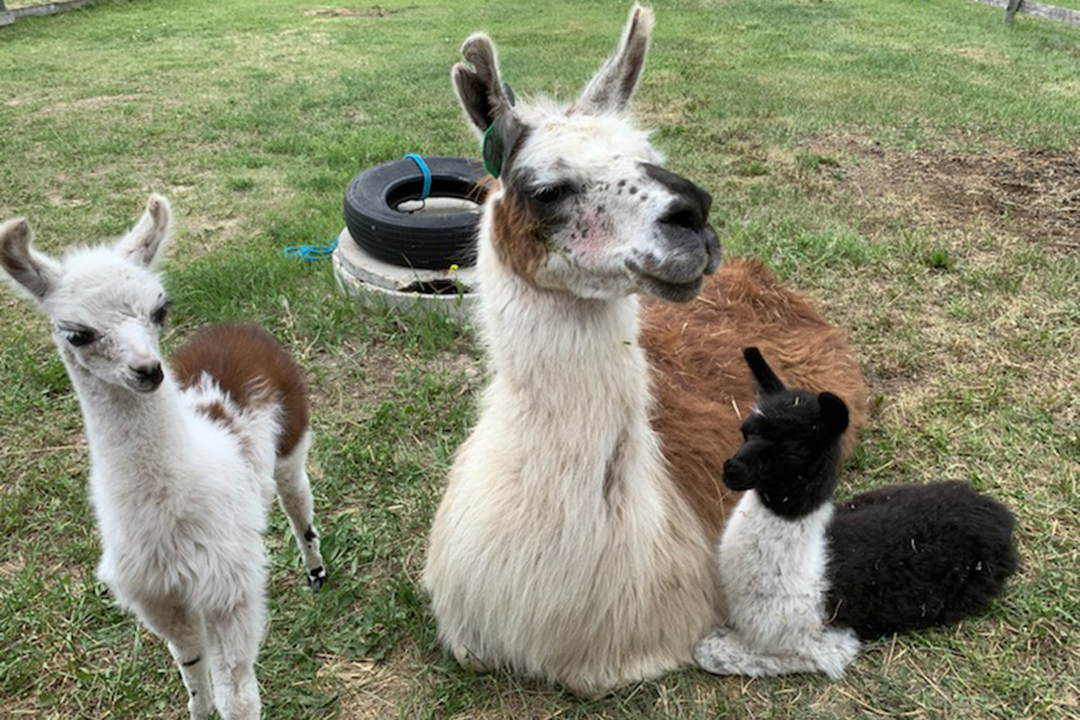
[308,566,327,591]
[452,644,492,674]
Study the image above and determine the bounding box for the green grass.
[1,0,1078,718]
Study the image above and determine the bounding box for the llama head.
[723,347,850,519]
[453,4,720,302]
[0,195,173,394]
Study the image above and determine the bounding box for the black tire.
[343,156,487,270]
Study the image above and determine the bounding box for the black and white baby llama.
[695,347,1018,679]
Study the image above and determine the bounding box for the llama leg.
[205,599,265,720]
[273,431,327,590]
[805,627,861,680]
[695,627,794,677]
[131,600,213,720]
[451,641,493,674]
[695,626,857,680]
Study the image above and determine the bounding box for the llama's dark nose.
[722,457,756,492]
[641,162,722,276]
[659,187,711,234]
[132,362,164,391]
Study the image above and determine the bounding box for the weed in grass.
[226,175,256,193]
[926,248,956,271]
[797,152,841,174]
[733,158,769,177]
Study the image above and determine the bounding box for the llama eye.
[66,329,98,347]
[151,301,171,326]
[532,184,575,204]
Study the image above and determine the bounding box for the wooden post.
[1006,0,1025,23]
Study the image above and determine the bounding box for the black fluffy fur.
[733,347,1020,640]
[826,481,1019,639]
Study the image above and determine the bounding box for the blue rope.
[404,152,433,202]
[284,152,429,263]
[284,235,338,262]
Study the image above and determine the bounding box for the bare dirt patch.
[813,135,1080,251]
[303,6,411,18]
[308,339,480,420]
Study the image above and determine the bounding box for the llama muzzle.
[130,362,165,393]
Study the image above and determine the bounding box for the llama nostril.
[641,162,712,233]
[659,204,703,232]
[133,363,164,389]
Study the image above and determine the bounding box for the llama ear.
[453,33,524,178]
[744,347,785,395]
[115,194,171,269]
[0,217,63,302]
[576,4,654,115]
[818,392,850,438]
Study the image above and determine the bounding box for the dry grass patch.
[319,652,416,719]
[33,94,145,117]
[811,134,1080,251]
[308,338,480,420]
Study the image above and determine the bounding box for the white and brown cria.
[423,4,868,696]
[0,196,326,720]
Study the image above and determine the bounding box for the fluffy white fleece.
[695,491,860,680]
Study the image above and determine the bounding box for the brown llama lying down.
[646,257,867,537]
[423,5,868,696]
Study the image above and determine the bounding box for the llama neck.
[725,491,835,580]
[63,358,188,482]
[481,252,649,413]
[475,237,660,508]
[736,490,834,543]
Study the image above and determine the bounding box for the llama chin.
[0,196,327,720]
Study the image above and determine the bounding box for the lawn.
[0,0,1077,718]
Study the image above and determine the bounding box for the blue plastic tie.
[404,152,432,202]
[283,235,338,262]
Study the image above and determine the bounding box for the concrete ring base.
[332,227,476,324]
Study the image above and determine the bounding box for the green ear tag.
[482,123,506,178]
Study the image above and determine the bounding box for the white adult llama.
[423,5,868,696]
[0,196,326,720]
